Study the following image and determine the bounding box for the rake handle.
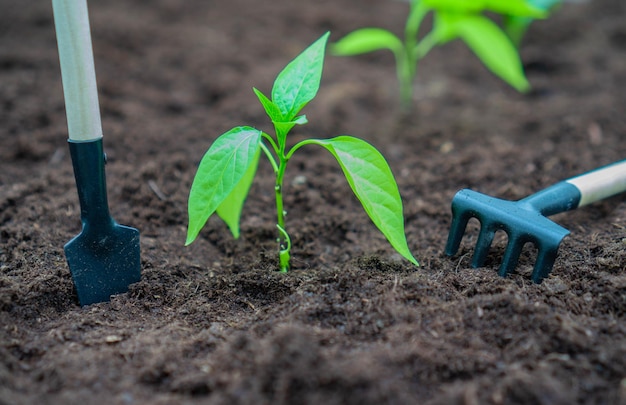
[521,159,626,216]
[566,159,626,207]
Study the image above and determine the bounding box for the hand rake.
[445,159,626,283]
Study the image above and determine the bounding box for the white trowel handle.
[52,0,103,141]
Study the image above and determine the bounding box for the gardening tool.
[53,0,140,305]
[445,159,626,283]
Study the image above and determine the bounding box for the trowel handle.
[565,159,626,207]
[520,159,626,217]
[52,0,103,141]
[68,138,113,230]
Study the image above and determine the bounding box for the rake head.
[445,189,570,283]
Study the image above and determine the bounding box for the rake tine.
[471,223,496,268]
[444,206,472,257]
[497,236,525,277]
[531,240,561,283]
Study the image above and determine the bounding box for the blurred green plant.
[332,0,547,108]
[186,33,417,272]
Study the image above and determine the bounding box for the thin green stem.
[414,30,438,60]
[262,129,293,271]
[397,51,413,110]
[276,224,291,273]
[260,141,279,174]
[274,140,290,271]
[286,139,316,160]
[399,1,430,109]
[262,132,280,156]
[275,158,287,233]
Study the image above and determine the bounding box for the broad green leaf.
[424,0,546,17]
[216,148,261,239]
[483,0,547,17]
[272,32,329,121]
[186,126,262,245]
[306,136,418,265]
[331,28,403,56]
[423,0,480,13]
[455,15,530,92]
[253,87,283,123]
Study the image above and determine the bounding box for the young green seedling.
[332,0,547,108]
[186,32,417,272]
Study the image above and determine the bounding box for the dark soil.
[1,0,625,404]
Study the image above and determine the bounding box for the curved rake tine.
[532,240,562,283]
[497,236,525,277]
[471,222,496,268]
[444,205,472,256]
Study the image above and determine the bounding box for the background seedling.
[332,0,546,108]
[186,32,417,272]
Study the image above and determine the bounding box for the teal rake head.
[445,188,573,283]
[445,160,626,283]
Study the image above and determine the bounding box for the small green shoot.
[186,32,417,272]
[332,0,547,108]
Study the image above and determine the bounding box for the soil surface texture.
[1,0,625,404]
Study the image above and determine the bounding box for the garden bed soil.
[1,0,625,403]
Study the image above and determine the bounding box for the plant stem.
[399,1,430,110]
[275,149,290,272]
[397,53,413,110]
[276,224,291,272]
[415,31,438,60]
[262,131,291,272]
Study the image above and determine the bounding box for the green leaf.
[274,115,307,140]
[423,0,482,13]
[253,87,283,123]
[306,136,418,265]
[254,88,308,144]
[331,28,403,56]
[438,13,530,92]
[186,126,262,245]
[424,0,546,17]
[483,0,547,17]
[216,148,261,239]
[458,15,530,92]
[272,32,329,121]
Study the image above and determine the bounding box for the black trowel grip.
[68,138,114,231]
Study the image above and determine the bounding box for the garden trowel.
[53,0,140,305]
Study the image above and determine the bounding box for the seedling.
[186,33,417,272]
[332,0,547,108]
